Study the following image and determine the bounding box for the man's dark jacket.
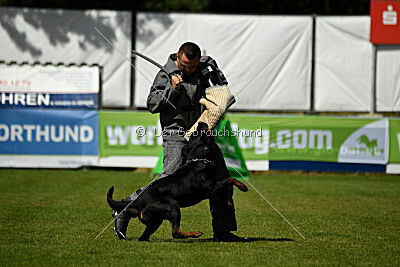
[146,54,227,136]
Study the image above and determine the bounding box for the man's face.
[177,53,199,75]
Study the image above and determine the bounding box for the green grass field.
[0,168,399,266]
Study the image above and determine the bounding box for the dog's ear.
[199,127,215,146]
[190,123,207,140]
[190,129,200,140]
[197,122,213,139]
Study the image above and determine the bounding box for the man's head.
[176,42,201,75]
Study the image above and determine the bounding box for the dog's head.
[186,122,216,160]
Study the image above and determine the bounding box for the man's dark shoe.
[112,210,131,240]
[213,232,249,242]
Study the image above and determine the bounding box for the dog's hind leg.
[168,206,203,239]
[137,203,172,241]
[138,218,162,242]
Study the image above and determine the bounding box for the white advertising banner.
[134,13,312,111]
[0,64,99,108]
[0,64,99,93]
[315,16,373,112]
[376,45,400,112]
[0,7,131,107]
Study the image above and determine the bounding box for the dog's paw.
[231,178,248,192]
[192,231,203,238]
[185,231,203,238]
[237,183,248,192]
[138,236,150,242]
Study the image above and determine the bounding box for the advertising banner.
[0,64,100,109]
[0,109,98,155]
[226,114,389,165]
[370,0,400,44]
[99,111,390,167]
[99,111,161,158]
[389,119,400,163]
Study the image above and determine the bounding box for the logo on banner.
[338,119,388,164]
[370,0,400,44]
[0,124,94,143]
[0,92,97,109]
[105,125,162,146]
[231,123,333,155]
[356,135,381,156]
[383,5,398,25]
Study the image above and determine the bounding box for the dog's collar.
[186,158,215,166]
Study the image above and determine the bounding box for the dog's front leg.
[230,178,248,192]
[212,177,248,196]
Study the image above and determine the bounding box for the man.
[114,42,247,242]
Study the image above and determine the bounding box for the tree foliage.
[0,0,370,15]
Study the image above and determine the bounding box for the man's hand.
[171,74,183,90]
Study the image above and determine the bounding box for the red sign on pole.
[370,0,400,44]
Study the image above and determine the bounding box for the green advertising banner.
[99,111,161,157]
[389,119,400,164]
[224,114,388,164]
[99,111,390,165]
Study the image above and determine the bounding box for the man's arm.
[146,71,182,114]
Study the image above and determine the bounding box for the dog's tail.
[107,186,125,212]
[107,186,139,216]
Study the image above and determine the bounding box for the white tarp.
[134,13,312,110]
[0,7,131,107]
[376,45,400,112]
[314,16,373,112]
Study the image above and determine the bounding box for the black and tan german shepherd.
[107,122,248,241]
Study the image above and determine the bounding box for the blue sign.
[0,109,98,155]
[0,92,99,109]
